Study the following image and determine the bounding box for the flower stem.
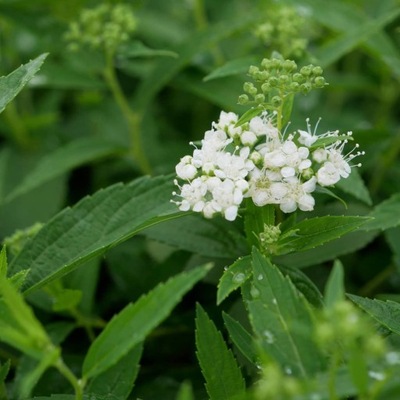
[55,358,85,400]
[102,50,152,175]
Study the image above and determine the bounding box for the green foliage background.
[0,0,400,399]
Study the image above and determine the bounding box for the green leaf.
[347,294,400,336]
[0,53,47,114]
[9,175,181,293]
[119,40,178,59]
[133,11,263,110]
[336,169,372,206]
[243,248,325,377]
[217,256,251,305]
[314,8,400,67]
[324,260,345,308]
[223,312,258,365]
[5,138,123,203]
[0,249,53,359]
[281,93,294,127]
[315,186,347,209]
[235,107,263,128]
[309,135,353,151]
[362,193,400,231]
[279,265,324,308]
[14,348,60,400]
[276,216,370,255]
[0,247,7,277]
[144,214,247,259]
[86,343,143,400]
[82,264,210,379]
[195,304,246,400]
[203,56,259,82]
[0,360,10,400]
[274,229,378,268]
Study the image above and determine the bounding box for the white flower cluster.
[172,111,363,221]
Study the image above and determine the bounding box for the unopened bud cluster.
[254,5,308,59]
[238,58,327,108]
[172,111,363,221]
[65,4,137,53]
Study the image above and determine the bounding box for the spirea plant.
[1,1,400,399]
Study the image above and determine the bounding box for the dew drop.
[368,370,385,381]
[263,330,275,344]
[386,351,400,365]
[272,298,277,305]
[257,273,264,281]
[284,366,292,375]
[233,273,246,283]
[310,394,322,400]
[250,286,260,299]
[223,266,228,271]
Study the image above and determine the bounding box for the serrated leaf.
[203,56,258,82]
[86,343,143,400]
[83,264,210,379]
[324,260,345,308]
[223,312,258,365]
[347,294,400,336]
[274,229,378,268]
[315,186,347,209]
[9,175,181,293]
[217,256,252,305]
[243,248,324,377]
[195,304,246,400]
[144,214,247,259]
[279,264,324,308]
[362,193,400,231]
[336,169,372,206]
[5,138,123,203]
[276,216,370,255]
[0,53,47,114]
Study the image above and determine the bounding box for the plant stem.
[192,0,224,65]
[56,358,84,400]
[102,50,152,175]
[358,264,395,297]
[3,102,31,149]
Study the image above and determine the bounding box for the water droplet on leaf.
[263,330,274,344]
[233,272,246,283]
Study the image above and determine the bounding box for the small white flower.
[317,162,340,186]
[175,155,197,180]
[279,177,316,213]
[313,148,328,163]
[241,130,258,146]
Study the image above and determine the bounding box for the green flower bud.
[268,77,279,87]
[282,59,297,72]
[243,82,257,95]
[261,82,270,93]
[314,76,326,88]
[238,94,249,104]
[278,74,289,84]
[292,73,304,83]
[300,82,312,94]
[312,66,323,76]
[271,95,282,106]
[300,65,312,76]
[248,65,259,76]
[255,93,265,103]
[289,81,300,91]
[261,58,272,69]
